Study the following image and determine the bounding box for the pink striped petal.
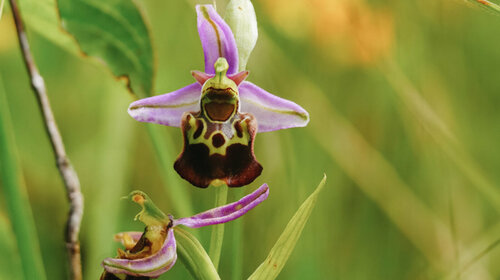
[174,184,269,228]
[239,81,309,132]
[197,5,239,75]
[128,83,201,127]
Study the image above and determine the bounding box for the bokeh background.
[1,0,500,279]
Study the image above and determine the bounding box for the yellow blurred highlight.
[260,0,394,65]
[0,13,17,52]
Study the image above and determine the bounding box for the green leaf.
[57,0,154,97]
[248,175,327,280]
[19,0,79,54]
[0,214,23,280]
[174,227,221,280]
[0,77,47,280]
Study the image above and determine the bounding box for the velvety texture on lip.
[174,111,262,188]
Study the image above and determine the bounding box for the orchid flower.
[128,5,309,188]
[100,184,269,279]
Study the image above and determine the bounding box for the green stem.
[146,124,193,217]
[0,78,47,280]
[208,184,228,269]
[175,227,221,280]
[231,188,244,280]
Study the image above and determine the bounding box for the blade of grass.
[231,188,244,280]
[260,27,456,271]
[208,184,228,270]
[465,0,500,14]
[0,77,47,280]
[248,175,326,280]
[445,221,500,279]
[0,214,23,280]
[381,60,500,211]
[0,0,5,21]
[175,227,221,280]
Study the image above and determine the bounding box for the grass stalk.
[230,188,244,280]
[208,184,228,269]
[0,78,47,280]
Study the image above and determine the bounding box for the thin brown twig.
[9,0,84,279]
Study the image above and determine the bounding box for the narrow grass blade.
[0,0,5,21]
[465,0,500,14]
[231,188,244,280]
[248,175,326,280]
[0,214,23,280]
[382,60,500,211]
[208,185,228,269]
[0,78,47,280]
[175,227,221,280]
[258,24,457,271]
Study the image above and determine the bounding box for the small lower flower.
[100,184,269,279]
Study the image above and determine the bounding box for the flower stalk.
[9,0,84,279]
[208,184,228,269]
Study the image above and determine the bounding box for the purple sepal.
[197,5,239,75]
[128,83,201,127]
[239,81,309,132]
[173,184,269,228]
[102,229,177,278]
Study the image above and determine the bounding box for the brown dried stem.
[9,0,84,279]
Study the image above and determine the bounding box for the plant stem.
[9,1,84,279]
[0,78,47,280]
[208,184,228,269]
[231,188,244,280]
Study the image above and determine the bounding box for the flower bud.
[224,0,258,71]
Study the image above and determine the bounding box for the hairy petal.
[102,229,177,278]
[197,5,239,75]
[174,184,269,227]
[239,81,309,132]
[128,83,201,127]
[174,112,262,188]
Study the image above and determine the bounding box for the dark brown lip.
[205,87,236,101]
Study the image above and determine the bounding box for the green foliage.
[248,175,326,280]
[208,185,228,270]
[18,0,78,54]
[57,0,154,98]
[3,0,500,279]
[0,215,23,280]
[0,79,47,280]
[175,227,221,280]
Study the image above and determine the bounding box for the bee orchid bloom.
[128,5,309,188]
[101,184,269,279]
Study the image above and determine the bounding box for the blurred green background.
[2,0,500,279]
